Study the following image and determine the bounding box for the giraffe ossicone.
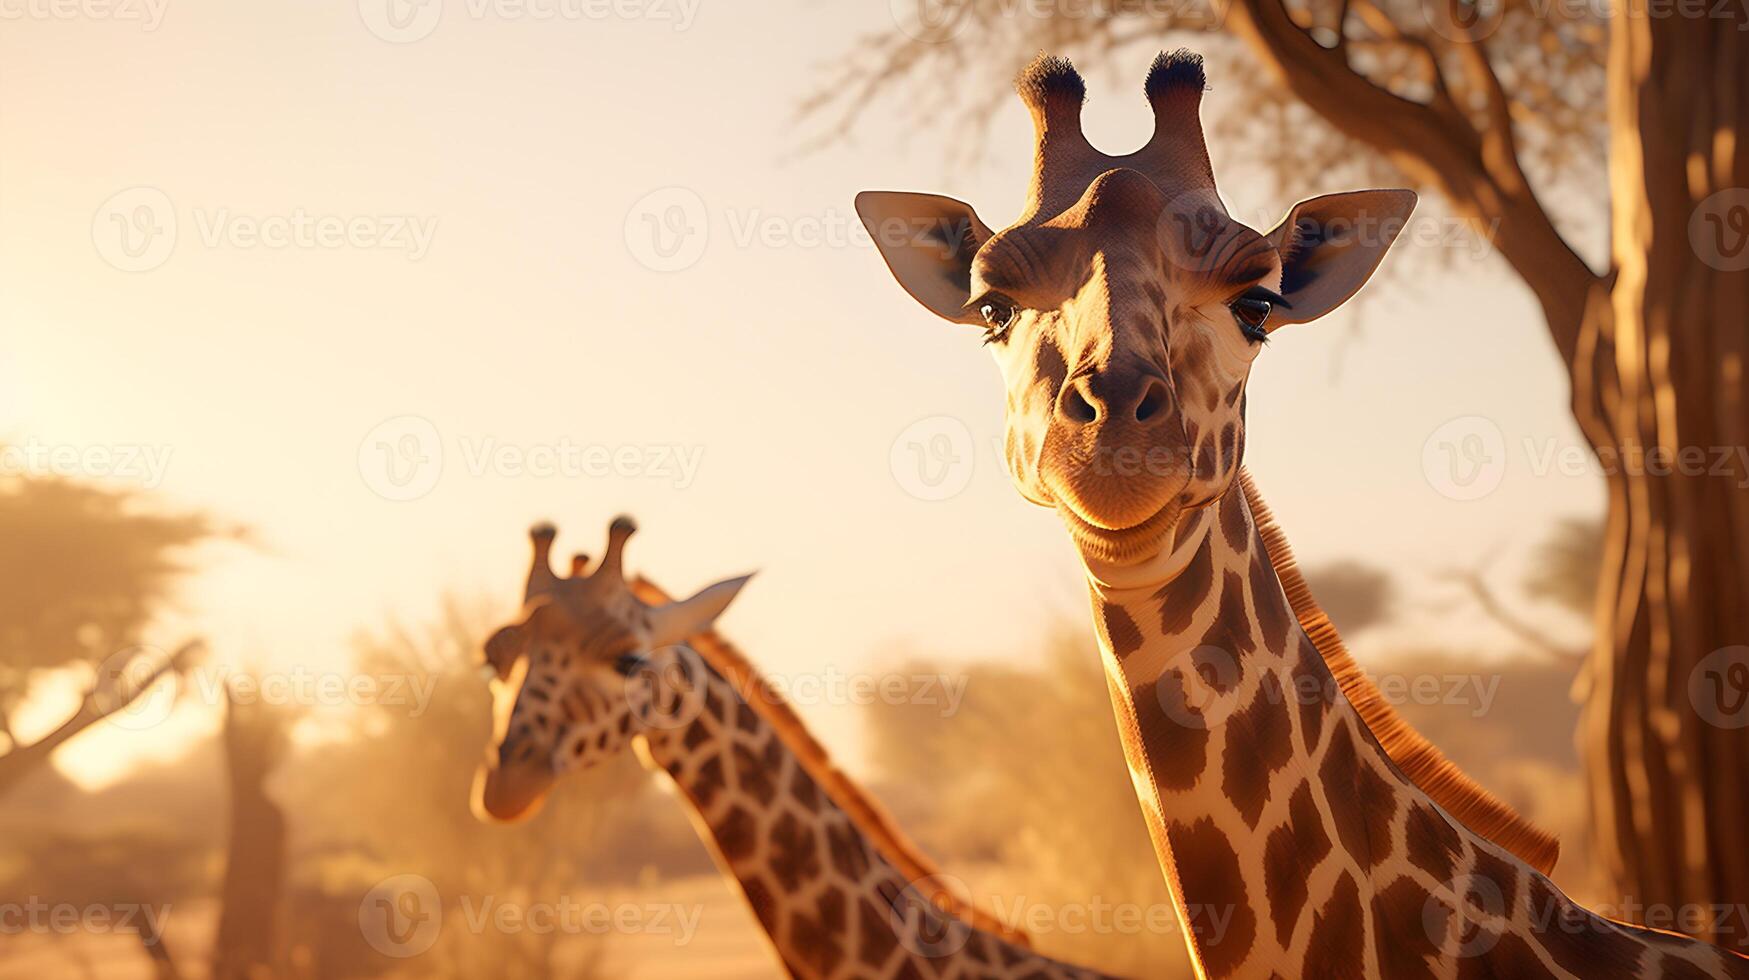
[473,517,1123,979]
[859,49,1749,980]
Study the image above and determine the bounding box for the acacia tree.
[0,474,217,796]
[820,0,1749,947]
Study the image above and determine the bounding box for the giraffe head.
[472,517,751,822]
[858,52,1414,565]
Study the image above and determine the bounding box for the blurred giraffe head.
[858,52,1415,565]
[472,517,750,821]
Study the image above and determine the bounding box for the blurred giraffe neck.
[635,649,1114,980]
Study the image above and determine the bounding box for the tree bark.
[1579,5,1749,950]
[211,687,289,980]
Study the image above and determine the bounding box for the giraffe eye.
[975,296,1017,345]
[1229,296,1272,343]
[613,652,651,677]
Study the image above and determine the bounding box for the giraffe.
[472,517,1123,980]
[856,51,1749,980]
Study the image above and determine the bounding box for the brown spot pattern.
[1160,535,1215,636]
[1220,490,1248,551]
[1262,782,1332,946]
[731,744,777,806]
[1301,871,1365,980]
[1248,552,1290,655]
[1206,570,1256,662]
[1222,671,1294,827]
[1135,671,1213,790]
[1291,637,1330,754]
[1167,818,1257,978]
[768,811,821,892]
[1101,601,1144,659]
[1525,874,1646,977]
[1404,803,1464,882]
[1455,933,1558,980]
[1319,721,1398,868]
[825,819,872,880]
[714,806,757,862]
[1370,877,1442,980]
[1468,847,1520,918]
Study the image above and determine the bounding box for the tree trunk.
[211,687,289,980]
[1580,4,1749,951]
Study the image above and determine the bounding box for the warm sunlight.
[6,3,1748,978]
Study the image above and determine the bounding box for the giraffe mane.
[1238,468,1563,876]
[630,576,1034,949]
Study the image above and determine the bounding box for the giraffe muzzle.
[472,755,555,823]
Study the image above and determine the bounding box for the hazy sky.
[1,0,1602,787]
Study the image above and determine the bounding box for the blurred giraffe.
[473,518,1122,980]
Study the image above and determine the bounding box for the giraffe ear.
[647,574,754,648]
[855,191,993,325]
[482,597,550,680]
[1264,189,1417,328]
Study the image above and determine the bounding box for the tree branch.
[1223,0,1601,357]
[0,640,203,798]
[1441,567,1582,661]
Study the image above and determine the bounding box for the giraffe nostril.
[1060,380,1099,425]
[1134,376,1169,423]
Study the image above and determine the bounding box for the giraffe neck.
[1079,482,1719,980]
[635,653,1112,980]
